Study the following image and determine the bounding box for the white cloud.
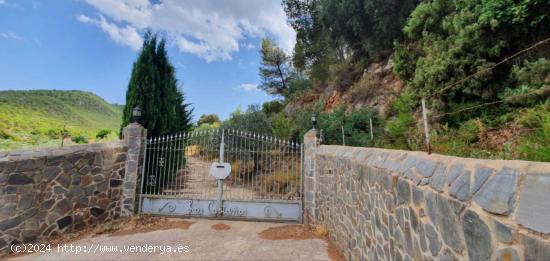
[0,32,23,40]
[238,83,259,92]
[77,14,142,51]
[241,42,256,49]
[0,0,5,5]
[79,0,295,62]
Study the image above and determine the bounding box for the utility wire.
[429,37,550,98]
[432,86,550,118]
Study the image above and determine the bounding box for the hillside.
[207,0,550,162]
[0,90,123,150]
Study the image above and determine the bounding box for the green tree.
[197,114,220,126]
[318,0,420,60]
[394,0,550,108]
[259,38,291,96]
[122,32,193,137]
[222,105,272,135]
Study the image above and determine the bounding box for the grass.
[0,90,123,151]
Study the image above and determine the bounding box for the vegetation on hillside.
[0,90,122,151]
[215,0,550,162]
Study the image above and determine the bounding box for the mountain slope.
[0,90,123,150]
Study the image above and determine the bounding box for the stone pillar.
[121,123,147,216]
[303,129,318,225]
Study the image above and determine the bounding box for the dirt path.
[10,219,334,261]
[163,156,259,200]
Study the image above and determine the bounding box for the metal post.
[421,98,432,154]
[369,118,374,141]
[216,129,225,216]
[341,126,345,146]
[137,139,148,214]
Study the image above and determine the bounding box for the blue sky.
[0,0,294,121]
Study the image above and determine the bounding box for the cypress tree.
[122,32,192,137]
[122,33,192,194]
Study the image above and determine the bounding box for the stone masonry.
[303,129,550,261]
[0,124,145,254]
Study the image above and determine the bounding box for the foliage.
[262,166,301,195]
[518,113,550,162]
[259,38,291,96]
[457,119,484,143]
[386,90,418,149]
[0,90,122,151]
[221,105,272,135]
[276,0,550,162]
[95,129,112,140]
[194,122,220,132]
[272,113,292,139]
[197,114,220,126]
[394,0,550,105]
[71,135,88,144]
[319,0,420,59]
[122,32,193,137]
[283,0,335,84]
[285,72,312,97]
[501,58,550,105]
[261,100,285,116]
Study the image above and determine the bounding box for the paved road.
[11,219,331,261]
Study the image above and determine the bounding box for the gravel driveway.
[9,219,334,261]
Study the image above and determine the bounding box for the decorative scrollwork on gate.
[159,202,176,213]
[147,174,157,186]
[264,206,283,218]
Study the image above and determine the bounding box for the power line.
[429,37,550,98]
[432,86,550,119]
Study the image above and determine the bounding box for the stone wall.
[0,124,145,254]
[303,130,550,261]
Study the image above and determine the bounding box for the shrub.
[272,113,292,140]
[0,130,13,139]
[95,129,112,140]
[262,167,301,198]
[457,119,484,143]
[71,135,88,144]
[387,90,417,149]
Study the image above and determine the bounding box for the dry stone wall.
[0,124,145,255]
[303,130,550,261]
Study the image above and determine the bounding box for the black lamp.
[132,106,142,123]
[311,113,317,130]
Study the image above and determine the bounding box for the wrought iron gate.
[138,129,303,222]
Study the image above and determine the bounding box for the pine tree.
[259,38,291,96]
[121,32,193,137]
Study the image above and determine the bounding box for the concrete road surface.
[10,219,332,261]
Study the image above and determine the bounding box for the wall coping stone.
[318,145,550,174]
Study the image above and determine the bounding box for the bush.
[0,130,13,140]
[222,105,272,135]
[457,119,484,143]
[95,129,112,140]
[387,90,417,149]
[262,101,285,116]
[272,113,292,139]
[262,167,301,197]
[71,135,88,144]
[518,113,550,162]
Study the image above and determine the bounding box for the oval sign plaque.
[210,162,231,179]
